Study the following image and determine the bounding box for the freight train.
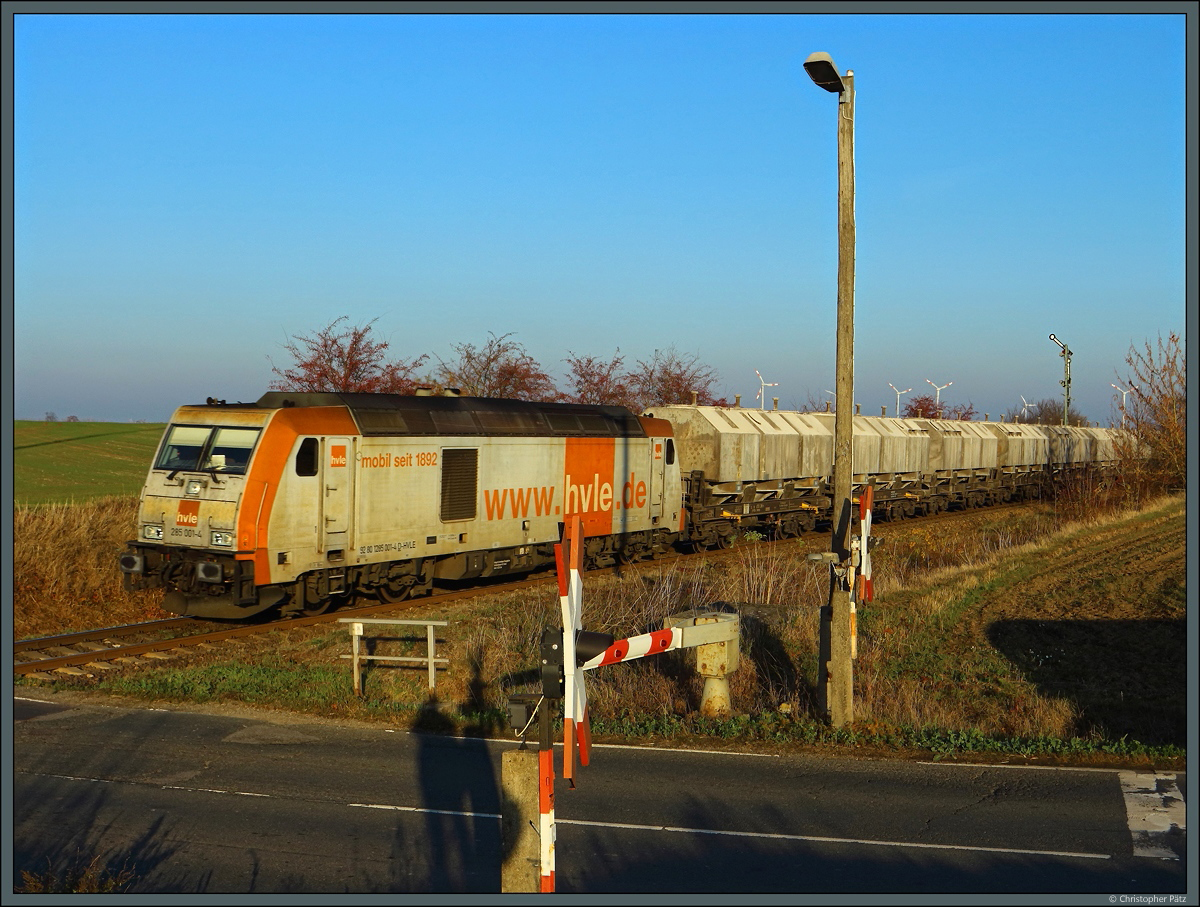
[119,391,1125,619]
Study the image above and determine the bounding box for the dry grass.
[13,496,168,640]
[15,490,1186,754]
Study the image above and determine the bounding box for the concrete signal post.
[1049,333,1073,425]
[803,50,856,728]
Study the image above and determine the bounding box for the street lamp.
[889,383,911,417]
[1049,334,1072,426]
[926,379,952,417]
[804,50,855,728]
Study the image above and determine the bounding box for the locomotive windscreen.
[154,425,261,475]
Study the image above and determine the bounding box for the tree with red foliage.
[626,347,725,412]
[436,332,561,401]
[562,349,631,406]
[902,393,976,420]
[269,317,428,394]
[901,393,940,419]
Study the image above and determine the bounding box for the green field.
[14,420,167,507]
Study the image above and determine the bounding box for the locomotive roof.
[244,392,648,438]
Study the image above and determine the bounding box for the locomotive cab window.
[295,438,318,476]
[203,428,259,472]
[440,448,478,521]
[666,438,675,465]
[156,425,210,472]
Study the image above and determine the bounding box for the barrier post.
[500,746,541,892]
[426,622,437,690]
[350,622,363,696]
[538,696,556,892]
[693,614,740,717]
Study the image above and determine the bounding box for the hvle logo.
[176,500,200,526]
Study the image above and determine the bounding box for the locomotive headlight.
[210,530,235,547]
[143,524,164,540]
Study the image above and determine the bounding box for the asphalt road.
[8,692,1190,897]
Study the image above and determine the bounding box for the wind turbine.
[1020,395,1038,422]
[1111,383,1131,427]
[926,378,952,417]
[889,383,912,417]
[755,370,779,410]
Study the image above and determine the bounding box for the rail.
[338,618,449,695]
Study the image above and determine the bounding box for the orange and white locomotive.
[120,392,683,619]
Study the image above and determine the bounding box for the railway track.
[12,572,561,679]
[14,499,1036,680]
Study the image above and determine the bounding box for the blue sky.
[11,10,1190,424]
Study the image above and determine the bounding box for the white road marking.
[1119,772,1185,860]
[553,817,1111,860]
[18,770,1111,860]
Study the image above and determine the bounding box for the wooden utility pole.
[828,69,856,728]
[805,53,855,728]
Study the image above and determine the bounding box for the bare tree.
[1009,397,1090,427]
[269,317,428,394]
[436,332,560,401]
[1118,331,1185,492]
[943,401,977,421]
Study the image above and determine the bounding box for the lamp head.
[804,52,846,93]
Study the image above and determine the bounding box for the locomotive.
[119,391,1124,620]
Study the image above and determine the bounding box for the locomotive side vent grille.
[441,448,479,521]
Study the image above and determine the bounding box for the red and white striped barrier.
[540,518,742,892]
[580,626,683,671]
[856,483,874,604]
[538,745,555,892]
[556,515,591,786]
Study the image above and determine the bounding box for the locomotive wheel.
[377,580,412,604]
[617,544,641,565]
[301,597,336,616]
